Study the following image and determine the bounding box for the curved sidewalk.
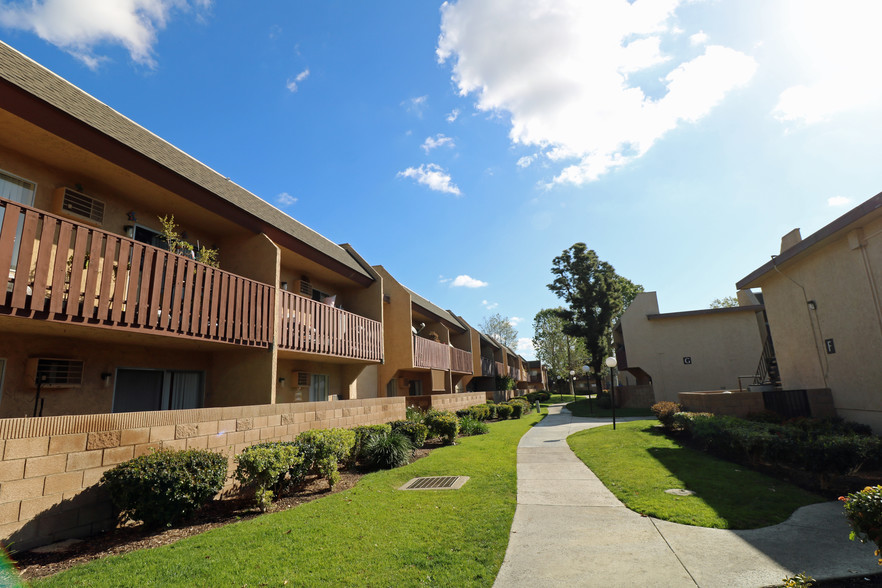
[493,405,879,588]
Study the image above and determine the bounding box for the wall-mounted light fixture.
[281,281,288,291]
[100,372,112,382]
[807,300,817,310]
[123,225,134,238]
[278,377,286,386]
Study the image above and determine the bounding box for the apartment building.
[372,266,473,402]
[613,291,765,403]
[737,192,882,431]
[0,41,384,418]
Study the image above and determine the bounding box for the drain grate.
[399,476,469,491]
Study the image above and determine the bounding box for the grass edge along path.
[32,413,543,588]
[567,420,824,529]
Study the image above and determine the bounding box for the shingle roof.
[0,41,372,282]
[405,287,466,332]
[737,191,882,289]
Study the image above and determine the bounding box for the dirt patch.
[13,442,440,582]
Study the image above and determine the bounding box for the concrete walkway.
[494,405,880,588]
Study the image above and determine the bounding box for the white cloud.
[438,275,452,284]
[0,0,210,68]
[509,316,523,327]
[397,163,461,196]
[422,133,455,153]
[689,31,708,46]
[450,275,487,288]
[446,108,460,122]
[516,155,535,168]
[827,195,853,207]
[403,95,428,117]
[482,300,498,310]
[286,68,310,92]
[277,192,298,206]
[516,337,535,358]
[774,1,882,124]
[437,1,757,186]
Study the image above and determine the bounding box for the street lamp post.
[582,365,592,414]
[569,370,576,404]
[605,356,618,430]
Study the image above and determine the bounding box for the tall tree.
[547,243,642,393]
[532,308,589,380]
[479,313,519,349]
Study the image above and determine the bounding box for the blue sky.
[2,0,882,360]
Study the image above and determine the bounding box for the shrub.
[425,410,459,444]
[459,415,489,436]
[746,410,784,424]
[390,420,429,448]
[362,430,413,470]
[465,404,490,421]
[406,405,425,424]
[234,443,303,511]
[352,424,392,462]
[507,401,524,419]
[596,393,612,409]
[496,403,513,419]
[296,428,356,489]
[651,401,681,430]
[841,485,882,565]
[486,402,498,420]
[101,448,226,528]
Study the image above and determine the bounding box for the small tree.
[532,308,589,380]
[480,313,519,349]
[709,296,739,308]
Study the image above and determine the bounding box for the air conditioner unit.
[25,358,84,388]
[297,280,313,298]
[53,187,105,225]
[293,371,311,387]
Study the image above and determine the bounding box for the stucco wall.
[0,397,405,550]
[619,292,764,403]
[756,219,882,431]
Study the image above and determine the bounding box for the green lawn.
[565,398,654,418]
[540,393,587,406]
[32,414,543,588]
[567,420,824,529]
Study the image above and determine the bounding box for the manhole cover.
[665,488,696,496]
[399,476,469,491]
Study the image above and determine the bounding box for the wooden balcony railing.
[480,357,496,377]
[278,290,382,361]
[450,347,472,373]
[495,361,505,377]
[0,199,273,346]
[413,335,450,370]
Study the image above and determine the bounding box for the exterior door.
[309,374,329,402]
[113,368,204,413]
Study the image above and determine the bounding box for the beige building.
[372,267,473,404]
[737,192,882,431]
[614,291,765,403]
[0,41,386,418]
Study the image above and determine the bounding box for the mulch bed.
[13,443,440,582]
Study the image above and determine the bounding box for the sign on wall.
[683,357,692,365]
[825,339,836,354]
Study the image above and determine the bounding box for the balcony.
[0,198,273,346]
[495,361,505,377]
[480,357,496,377]
[449,347,473,374]
[278,290,382,361]
[413,335,450,370]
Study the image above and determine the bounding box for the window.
[0,169,36,274]
[132,225,166,249]
[113,369,204,413]
[386,378,397,397]
[309,374,329,402]
[408,379,423,396]
[0,170,36,206]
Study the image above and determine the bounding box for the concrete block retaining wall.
[0,397,405,550]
